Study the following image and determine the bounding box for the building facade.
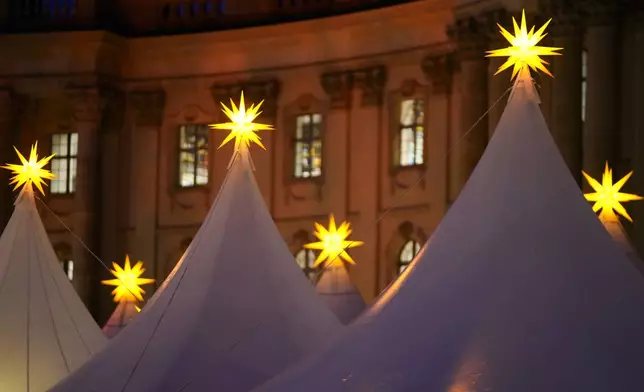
[0,0,641,322]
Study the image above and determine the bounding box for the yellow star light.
[304,215,364,268]
[209,91,274,151]
[101,255,155,303]
[486,10,562,79]
[583,163,643,223]
[1,143,55,195]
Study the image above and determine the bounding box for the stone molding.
[580,0,619,26]
[321,65,387,108]
[211,79,280,117]
[539,0,583,36]
[353,65,387,107]
[64,85,106,123]
[130,90,166,127]
[320,70,353,109]
[447,10,508,62]
[421,53,454,94]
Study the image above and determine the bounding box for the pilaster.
[447,13,490,203]
[542,0,584,183]
[581,0,620,185]
[65,84,105,316]
[352,65,387,298]
[129,90,166,286]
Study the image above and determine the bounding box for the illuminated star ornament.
[583,163,643,223]
[102,255,155,303]
[486,10,562,79]
[305,215,364,268]
[210,91,274,152]
[1,142,55,195]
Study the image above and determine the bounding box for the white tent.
[51,147,342,392]
[316,265,365,325]
[599,215,644,275]
[102,300,139,338]
[0,187,107,392]
[252,76,644,392]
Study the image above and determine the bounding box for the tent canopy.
[316,265,365,325]
[253,78,644,392]
[52,148,342,392]
[0,188,106,392]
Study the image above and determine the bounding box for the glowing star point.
[304,215,364,268]
[1,142,55,195]
[583,163,643,223]
[101,255,155,303]
[486,9,562,79]
[209,91,274,152]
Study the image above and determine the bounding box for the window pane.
[296,115,311,140]
[180,126,196,149]
[414,100,425,125]
[311,140,322,178]
[179,152,196,187]
[52,133,69,156]
[415,126,424,165]
[294,141,312,178]
[295,249,306,268]
[69,157,77,193]
[400,128,415,166]
[67,260,74,280]
[311,114,322,138]
[400,99,416,126]
[70,133,79,156]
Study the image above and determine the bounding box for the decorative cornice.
[539,0,583,36]
[353,65,387,107]
[130,90,166,127]
[320,71,354,109]
[421,53,454,94]
[211,79,280,117]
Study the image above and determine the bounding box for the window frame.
[292,113,323,180]
[295,248,318,283]
[395,98,426,168]
[50,132,78,195]
[398,239,421,275]
[177,124,210,189]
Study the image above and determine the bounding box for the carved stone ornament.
[421,54,454,94]
[539,0,582,36]
[353,65,387,107]
[211,79,280,118]
[65,87,104,123]
[447,15,490,62]
[130,90,166,127]
[320,71,353,109]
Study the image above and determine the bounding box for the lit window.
[398,240,421,274]
[60,259,74,281]
[51,133,78,194]
[398,99,424,166]
[178,125,209,187]
[295,248,317,283]
[293,114,323,179]
[581,49,588,123]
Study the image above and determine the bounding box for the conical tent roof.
[102,300,139,338]
[253,78,644,392]
[599,215,644,275]
[0,188,107,392]
[51,148,342,392]
[316,265,365,325]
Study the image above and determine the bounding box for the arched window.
[398,240,420,274]
[295,248,317,283]
[60,259,74,281]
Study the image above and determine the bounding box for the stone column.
[486,10,511,139]
[631,6,644,257]
[66,86,103,316]
[447,15,489,203]
[0,89,17,229]
[130,90,166,285]
[582,1,619,184]
[548,3,583,184]
[352,65,386,298]
[97,88,125,323]
[421,53,452,211]
[320,70,353,219]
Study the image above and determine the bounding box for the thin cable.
[314,84,514,279]
[35,195,141,301]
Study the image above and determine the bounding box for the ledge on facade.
[0,0,422,37]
